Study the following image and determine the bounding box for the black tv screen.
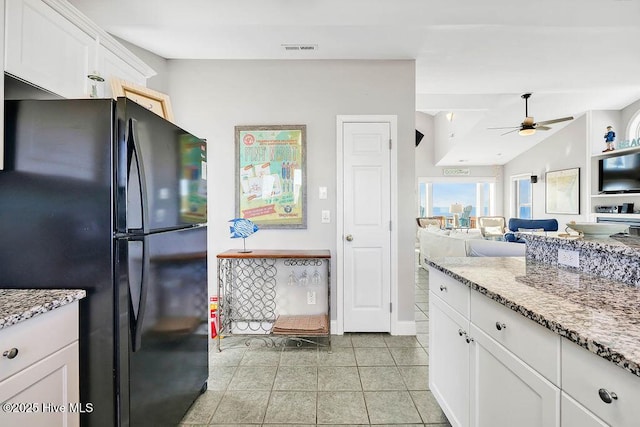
[599,152,640,193]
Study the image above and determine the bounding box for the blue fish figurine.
[229,218,259,239]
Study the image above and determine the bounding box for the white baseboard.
[330,320,416,335]
[392,320,417,335]
[330,320,340,335]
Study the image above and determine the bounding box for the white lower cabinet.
[0,342,79,427]
[0,301,80,427]
[469,325,560,427]
[430,269,640,427]
[429,294,470,427]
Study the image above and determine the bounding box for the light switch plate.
[321,210,330,223]
[319,186,328,199]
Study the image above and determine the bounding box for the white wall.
[622,99,640,139]
[503,114,589,223]
[165,59,417,325]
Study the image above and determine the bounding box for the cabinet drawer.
[0,302,79,382]
[428,268,469,317]
[562,338,640,427]
[470,291,560,385]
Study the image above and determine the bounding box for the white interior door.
[342,122,391,332]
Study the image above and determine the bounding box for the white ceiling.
[69,0,640,166]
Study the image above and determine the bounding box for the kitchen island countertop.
[426,256,640,378]
[0,289,86,330]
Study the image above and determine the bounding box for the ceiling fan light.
[519,128,536,136]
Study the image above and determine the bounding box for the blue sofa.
[504,218,559,243]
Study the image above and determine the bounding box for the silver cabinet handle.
[495,322,507,331]
[598,388,618,404]
[3,348,19,359]
[458,329,465,336]
[465,335,474,344]
[440,285,447,292]
[345,234,354,241]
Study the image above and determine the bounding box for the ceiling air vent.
[281,44,318,52]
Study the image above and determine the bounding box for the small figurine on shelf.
[229,218,259,253]
[603,126,616,152]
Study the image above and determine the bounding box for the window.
[511,175,532,219]
[627,109,640,141]
[417,178,496,221]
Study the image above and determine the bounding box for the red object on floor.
[210,296,218,339]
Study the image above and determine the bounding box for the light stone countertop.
[426,256,640,378]
[0,289,87,330]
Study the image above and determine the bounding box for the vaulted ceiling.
[69,0,640,165]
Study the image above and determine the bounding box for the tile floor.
[180,265,450,426]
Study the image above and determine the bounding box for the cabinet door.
[430,293,470,427]
[561,392,607,427]
[5,0,94,98]
[0,342,80,427]
[100,46,147,98]
[469,325,560,427]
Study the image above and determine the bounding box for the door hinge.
[390,302,392,313]
[389,139,392,149]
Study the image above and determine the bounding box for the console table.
[216,249,331,351]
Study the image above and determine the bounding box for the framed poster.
[546,167,580,215]
[235,125,306,228]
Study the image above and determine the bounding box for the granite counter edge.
[0,289,87,330]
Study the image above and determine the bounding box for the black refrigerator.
[0,98,209,426]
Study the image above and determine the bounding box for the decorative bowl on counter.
[565,222,629,236]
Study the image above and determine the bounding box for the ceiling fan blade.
[488,126,519,130]
[500,128,520,136]
[536,116,574,126]
[536,125,551,131]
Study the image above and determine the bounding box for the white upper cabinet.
[5,0,94,97]
[99,45,146,98]
[4,0,155,99]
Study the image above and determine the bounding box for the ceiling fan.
[489,93,574,136]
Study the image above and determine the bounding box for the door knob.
[345,234,354,241]
[3,348,19,359]
[598,388,618,404]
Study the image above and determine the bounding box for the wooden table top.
[217,249,331,259]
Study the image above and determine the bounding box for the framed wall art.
[546,167,580,215]
[235,125,307,228]
[110,78,174,122]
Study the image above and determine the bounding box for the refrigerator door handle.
[127,118,150,235]
[129,235,149,352]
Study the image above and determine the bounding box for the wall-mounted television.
[599,151,640,193]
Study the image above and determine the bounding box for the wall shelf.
[591,145,640,159]
[591,193,640,198]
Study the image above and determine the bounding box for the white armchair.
[477,216,507,239]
